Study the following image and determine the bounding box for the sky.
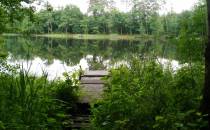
[35,0,199,14]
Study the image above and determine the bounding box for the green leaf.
[0,121,5,130]
[175,123,184,128]
[56,113,66,118]
[47,118,56,123]
[155,116,164,121]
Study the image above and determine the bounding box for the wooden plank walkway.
[79,70,108,103]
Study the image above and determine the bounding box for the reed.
[0,63,79,129]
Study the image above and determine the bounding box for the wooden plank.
[83,70,108,77]
[79,84,104,103]
[81,84,104,92]
[81,77,104,84]
[79,70,108,103]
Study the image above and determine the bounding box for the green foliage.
[175,0,206,64]
[0,6,8,34]
[0,0,206,36]
[0,0,35,33]
[59,5,83,33]
[0,63,79,129]
[6,0,162,35]
[0,0,207,130]
[55,72,80,112]
[0,38,8,58]
[91,59,205,130]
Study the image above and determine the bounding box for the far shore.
[2,33,159,40]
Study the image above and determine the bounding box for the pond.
[1,36,203,80]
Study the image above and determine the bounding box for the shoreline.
[2,33,156,40]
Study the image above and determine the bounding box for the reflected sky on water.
[2,36,203,80]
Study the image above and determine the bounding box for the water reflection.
[1,36,203,80]
[7,55,88,80]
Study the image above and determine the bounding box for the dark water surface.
[1,36,203,80]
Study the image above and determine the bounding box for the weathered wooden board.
[83,70,108,77]
[81,77,104,84]
[79,84,104,103]
[79,70,108,103]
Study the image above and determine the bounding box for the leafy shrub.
[91,59,205,130]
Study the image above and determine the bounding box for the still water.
[1,36,195,80]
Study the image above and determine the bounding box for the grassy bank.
[0,60,80,129]
[3,33,155,40]
[36,34,149,40]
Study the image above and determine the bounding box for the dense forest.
[0,0,210,130]
[1,0,206,36]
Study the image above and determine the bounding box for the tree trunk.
[200,0,210,129]
[130,28,132,35]
[48,23,49,34]
[50,22,53,33]
[66,27,68,34]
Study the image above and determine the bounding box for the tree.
[44,2,53,33]
[80,16,89,34]
[88,0,115,17]
[201,0,210,129]
[59,5,83,33]
[131,0,165,34]
[87,0,115,34]
[111,10,127,34]
[0,0,36,33]
[162,11,179,36]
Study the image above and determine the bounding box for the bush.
[91,59,205,130]
[0,63,80,129]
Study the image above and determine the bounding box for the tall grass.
[0,61,79,129]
